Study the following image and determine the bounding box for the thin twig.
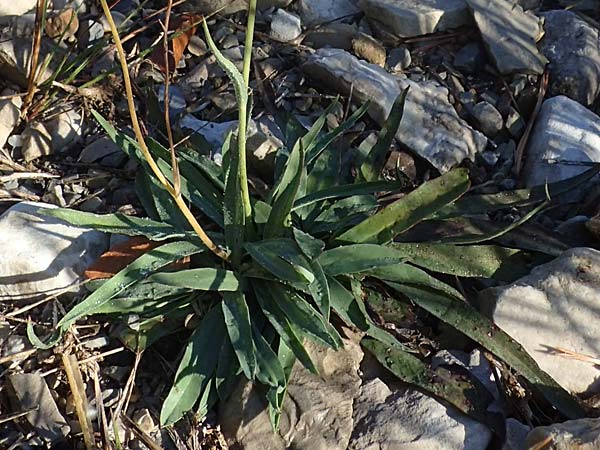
[21,0,46,120]
[99,0,228,261]
[161,0,181,196]
[0,172,58,183]
[62,352,96,450]
[515,71,549,177]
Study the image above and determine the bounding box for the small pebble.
[471,101,503,137]
[387,46,411,72]
[270,9,302,42]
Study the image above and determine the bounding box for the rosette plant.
[29,0,590,432]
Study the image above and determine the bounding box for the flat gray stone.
[0,0,36,16]
[0,89,20,149]
[79,136,122,163]
[480,247,600,395]
[502,419,530,450]
[526,418,600,450]
[8,373,70,443]
[466,0,547,75]
[0,202,109,300]
[220,334,364,450]
[471,101,503,137]
[349,378,492,450]
[21,107,82,162]
[270,9,302,42]
[523,95,600,188]
[298,0,360,25]
[359,0,471,38]
[541,10,600,107]
[0,36,57,88]
[303,48,486,172]
[181,0,292,15]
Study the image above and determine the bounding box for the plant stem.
[242,0,257,88]
[99,0,228,261]
[238,0,257,221]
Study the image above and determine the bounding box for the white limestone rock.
[298,0,360,25]
[0,202,109,300]
[466,0,547,75]
[480,247,600,395]
[359,0,471,38]
[541,10,600,107]
[349,378,493,450]
[523,95,600,188]
[303,48,486,172]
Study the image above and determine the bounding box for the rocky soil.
[1,0,600,449]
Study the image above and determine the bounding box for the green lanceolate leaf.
[293,228,325,260]
[327,276,406,351]
[308,260,331,320]
[265,138,306,238]
[338,168,470,244]
[319,244,407,276]
[245,239,314,285]
[58,241,206,329]
[362,338,499,431]
[439,200,548,245]
[149,268,240,291]
[269,283,343,349]
[202,20,247,112]
[385,282,585,419]
[203,21,248,265]
[39,208,191,241]
[293,180,402,211]
[358,88,409,182]
[254,281,318,373]
[388,243,524,278]
[267,340,295,431]
[433,165,600,220]
[367,263,464,299]
[253,324,286,388]
[306,101,370,166]
[222,291,257,379]
[160,305,226,425]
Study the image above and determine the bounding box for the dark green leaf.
[319,244,407,276]
[269,283,342,350]
[358,88,409,182]
[338,169,470,244]
[293,180,402,211]
[160,305,226,425]
[57,241,205,329]
[433,165,600,220]
[293,228,325,260]
[222,291,257,379]
[149,268,240,291]
[385,282,585,419]
[327,276,407,351]
[245,239,314,285]
[39,208,192,241]
[306,101,370,166]
[253,325,286,388]
[254,281,318,374]
[363,338,499,431]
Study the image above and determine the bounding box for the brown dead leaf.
[45,7,79,40]
[84,236,190,280]
[150,14,202,74]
